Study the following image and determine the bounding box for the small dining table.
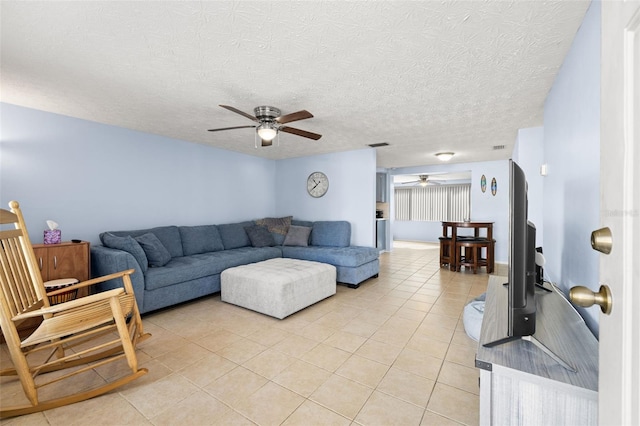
[441,221,494,271]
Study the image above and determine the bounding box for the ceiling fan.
[208,105,322,147]
[400,175,444,186]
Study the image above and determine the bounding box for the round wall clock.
[307,171,329,198]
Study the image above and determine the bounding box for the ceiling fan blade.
[280,126,322,140]
[208,125,256,132]
[219,105,258,122]
[276,110,313,124]
[261,139,273,147]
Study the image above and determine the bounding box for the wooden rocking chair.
[0,201,150,418]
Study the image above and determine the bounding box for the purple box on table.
[44,229,61,245]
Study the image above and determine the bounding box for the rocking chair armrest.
[45,269,136,297]
[13,288,125,321]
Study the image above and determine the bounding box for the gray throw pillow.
[134,233,172,267]
[100,232,148,274]
[283,225,312,247]
[244,225,276,248]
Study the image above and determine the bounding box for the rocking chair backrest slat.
[0,204,48,322]
[1,234,43,316]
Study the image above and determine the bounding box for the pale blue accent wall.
[391,160,509,263]
[513,127,545,247]
[276,149,376,247]
[1,103,378,250]
[542,0,600,335]
[0,103,277,245]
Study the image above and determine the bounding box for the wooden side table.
[32,240,90,285]
[1,241,91,342]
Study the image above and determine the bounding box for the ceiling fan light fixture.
[436,152,455,162]
[257,122,278,141]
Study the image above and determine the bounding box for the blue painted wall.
[276,149,376,247]
[0,103,375,247]
[542,0,601,335]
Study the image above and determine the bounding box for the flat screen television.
[484,160,575,371]
[508,159,537,337]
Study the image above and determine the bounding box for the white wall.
[0,103,376,247]
[391,160,509,263]
[542,1,601,335]
[276,149,376,246]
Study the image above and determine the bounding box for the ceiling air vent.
[493,145,505,150]
[368,142,389,148]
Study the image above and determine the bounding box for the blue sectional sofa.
[91,219,379,314]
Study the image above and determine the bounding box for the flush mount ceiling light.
[256,122,278,141]
[435,152,455,162]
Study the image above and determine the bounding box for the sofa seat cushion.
[281,246,378,268]
[143,247,282,291]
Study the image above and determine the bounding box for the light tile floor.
[1,241,491,425]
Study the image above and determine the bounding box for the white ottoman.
[221,258,336,319]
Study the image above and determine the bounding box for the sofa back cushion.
[292,219,313,228]
[218,221,253,249]
[311,221,351,247]
[179,225,225,255]
[108,226,184,258]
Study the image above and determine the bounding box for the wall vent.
[368,142,389,148]
[493,145,505,150]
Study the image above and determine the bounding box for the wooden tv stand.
[476,276,598,425]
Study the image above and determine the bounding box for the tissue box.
[44,229,61,245]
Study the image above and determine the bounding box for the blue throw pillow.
[100,232,148,274]
[134,233,172,267]
[244,225,276,248]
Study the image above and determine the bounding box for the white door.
[599,1,640,425]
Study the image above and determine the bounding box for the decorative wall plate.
[491,177,497,196]
[481,175,487,193]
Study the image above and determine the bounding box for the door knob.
[569,285,612,315]
[591,227,612,254]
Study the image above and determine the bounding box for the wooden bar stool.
[475,239,495,273]
[439,237,453,267]
[456,238,494,274]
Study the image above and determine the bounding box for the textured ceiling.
[0,1,590,168]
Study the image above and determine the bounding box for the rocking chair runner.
[0,201,151,418]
